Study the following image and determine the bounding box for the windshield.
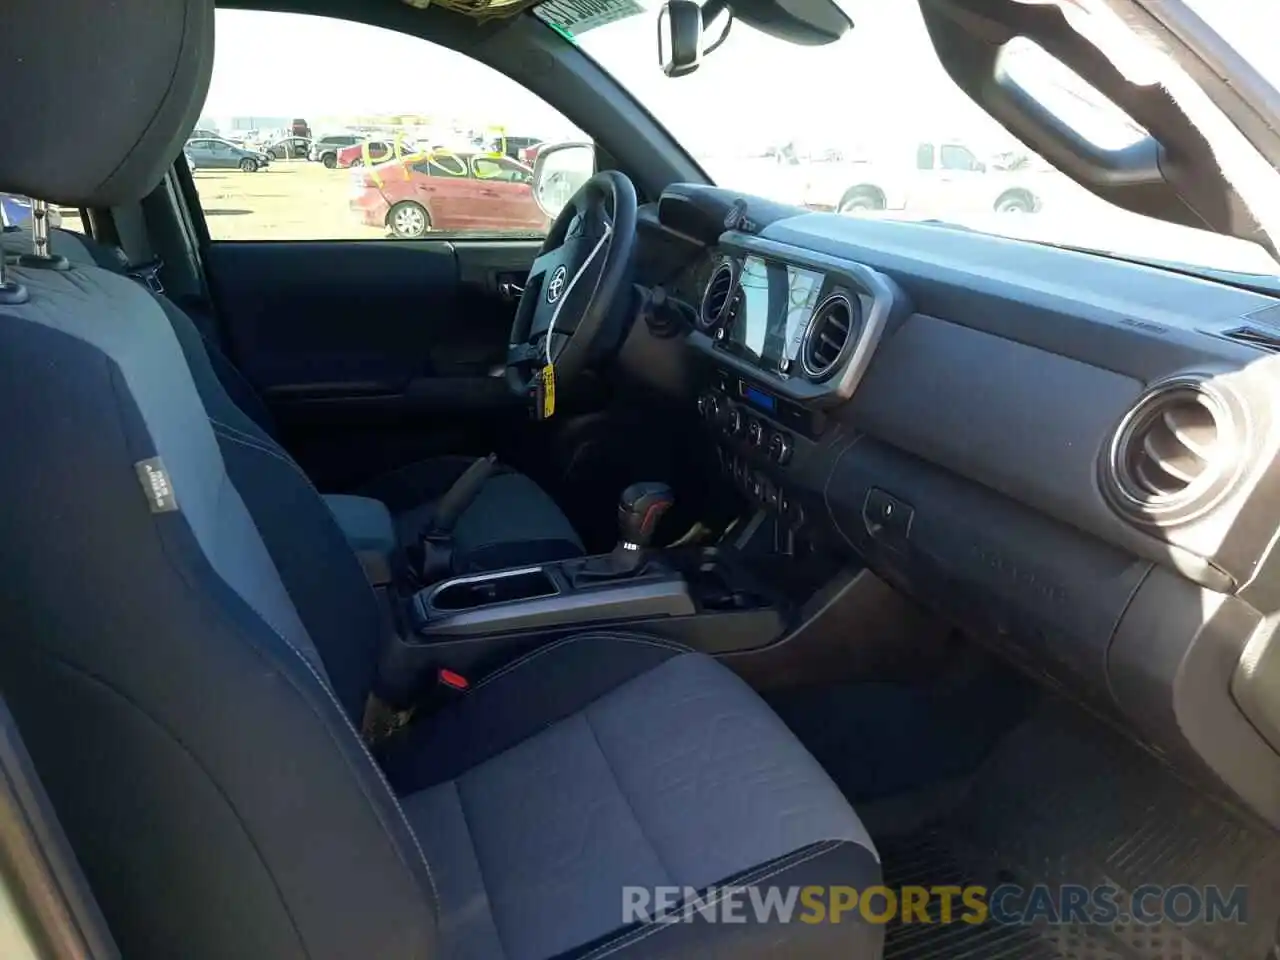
[564,0,1280,277]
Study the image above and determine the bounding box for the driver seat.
[0,196,584,577]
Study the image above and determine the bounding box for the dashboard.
[628,183,1280,829]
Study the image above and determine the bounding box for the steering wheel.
[505,170,638,401]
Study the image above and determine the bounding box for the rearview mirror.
[658,0,703,78]
[532,142,595,221]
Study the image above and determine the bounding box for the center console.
[688,233,908,545]
[412,560,695,637]
[371,484,789,708]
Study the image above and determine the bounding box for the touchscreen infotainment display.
[727,256,827,372]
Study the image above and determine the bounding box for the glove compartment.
[817,436,1148,713]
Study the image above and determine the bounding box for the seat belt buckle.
[419,531,454,583]
[126,257,165,295]
[360,693,415,746]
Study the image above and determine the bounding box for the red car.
[335,138,400,168]
[351,151,549,238]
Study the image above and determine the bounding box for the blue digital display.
[743,385,776,412]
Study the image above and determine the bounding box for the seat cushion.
[362,455,584,574]
[383,635,883,960]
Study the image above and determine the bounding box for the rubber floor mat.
[877,700,1280,960]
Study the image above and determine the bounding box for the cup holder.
[428,567,559,612]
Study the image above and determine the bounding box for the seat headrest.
[0,0,214,207]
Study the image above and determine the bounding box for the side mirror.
[658,1,703,78]
[532,142,595,220]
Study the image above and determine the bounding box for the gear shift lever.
[618,482,675,554]
[572,482,675,582]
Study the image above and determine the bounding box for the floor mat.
[877,700,1280,960]
[766,661,1035,805]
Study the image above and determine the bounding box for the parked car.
[500,135,543,161]
[802,139,1052,216]
[264,136,313,160]
[517,141,546,165]
[335,139,401,168]
[291,118,311,138]
[309,134,362,168]
[350,151,547,238]
[185,137,270,172]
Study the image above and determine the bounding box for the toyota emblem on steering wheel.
[546,265,568,304]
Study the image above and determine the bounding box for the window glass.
[574,0,1279,274]
[193,9,584,240]
[939,144,977,171]
[472,157,531,182]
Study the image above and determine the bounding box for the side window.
[471,157,529,183]
[497,158,533,183]
[196,9,586,241]
[915,143,935,170]
[939,145,979,171]
[413,155,468,179]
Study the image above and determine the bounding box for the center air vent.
[801,293,858,380]
[699,261,735,330]
[1104,377,1242,526]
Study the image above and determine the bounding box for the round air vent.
[1104,376,1243,525]
[699,261,736,331]
[800,293,859,380]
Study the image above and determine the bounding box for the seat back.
[0,258,437,960]
[0,2,438,956]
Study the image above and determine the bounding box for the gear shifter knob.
[618,482,674,551]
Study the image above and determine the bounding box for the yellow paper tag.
[541,363,556,419]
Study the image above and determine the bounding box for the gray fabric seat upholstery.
[0,225,585,575]
[0,2,883,958]
[384,635,880,960]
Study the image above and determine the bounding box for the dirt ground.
[192,159,388,241]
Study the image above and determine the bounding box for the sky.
[203,0,1280,157]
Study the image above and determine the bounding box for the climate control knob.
[767,431,793,465]
[701,393,725,425]
[746,419,765,448]
[726,406,745,437]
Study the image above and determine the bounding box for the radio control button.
[727,407,744,436]
[767,432,793,465]
[746,419,764,447]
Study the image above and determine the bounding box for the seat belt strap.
[432,454,497,533]
[418,454,498,582]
